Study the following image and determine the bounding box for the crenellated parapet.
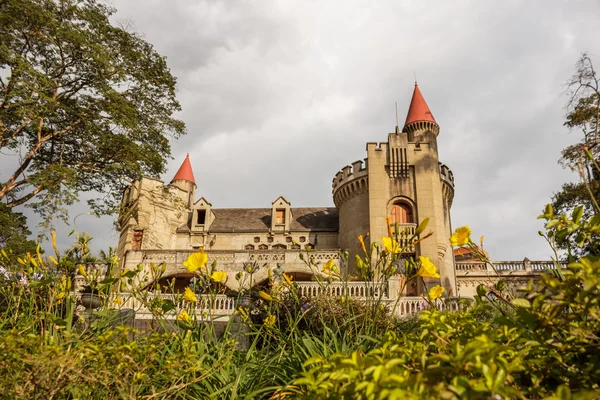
[403,120,440,136]
[332,158,369,208]
[439,162,455,207]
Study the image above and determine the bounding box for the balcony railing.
[111,293,236,316]
[393,297,464,316]
[455,260,568,272]
[397,223,416,253]
[296,281,389,299]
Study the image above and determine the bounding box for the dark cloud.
[3,0,600,260]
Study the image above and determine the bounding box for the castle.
[116,84,550,299]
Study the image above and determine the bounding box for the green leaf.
[414,218,429,236]
[511,298,531,308]
[572,206,584,223]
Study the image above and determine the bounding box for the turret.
[333,82,457,295]
[169,154,196,208]
[402,82,440,136]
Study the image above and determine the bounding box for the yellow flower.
[450,226,472,247]
[480,235,485,248]
[113,296,123,305]
[428,285,445,300]
[78,264,87,277]
[211,271,227,282]
[386,217,394,238]
[358,235,367,255]
[259,291,273,301]
[51,230,58,254]
[417,256,440,279]
[177,309,191,322]
[264,314,276,327]
[184,287,198,303]
[49,256,59,265]
[183,249,208,272]
[283,273,293,285]
[382,237,401,254]
[236,307,249,322]
[322,259,338,275]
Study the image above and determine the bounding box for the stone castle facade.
[116,84,528,298]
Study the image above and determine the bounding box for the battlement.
[332,158,369,208]
[332,159,368,191]
[439,162,455,207]
[366,142,388,152]
[439,163,454,188]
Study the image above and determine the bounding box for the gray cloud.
[4,0,600,260]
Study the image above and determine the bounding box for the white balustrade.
[296,281,389,299]
[393,297,465,316]
[113,293,235,317]
[394,297,426,316]
[456,260,568,273]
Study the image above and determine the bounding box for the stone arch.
[387,196,417,224]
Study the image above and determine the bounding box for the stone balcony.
[455,260,568,297]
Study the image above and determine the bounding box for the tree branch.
[5,185,43,207]
[0,117,82,202]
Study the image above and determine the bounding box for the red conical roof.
[171,154,196,185]
[404,83,436,126]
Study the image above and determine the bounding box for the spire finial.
[395,101,399,134]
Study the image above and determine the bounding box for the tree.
[551,53,600,256]
[0,0,185,226]
[0,203,39,262]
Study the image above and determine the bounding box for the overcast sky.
[7,0,600,260]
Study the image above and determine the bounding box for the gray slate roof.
[178,207,339,233]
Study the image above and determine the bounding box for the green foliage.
[0,203,38,262]
[551,53,600,256]
[2,212,600,398]
[0,0,185,225]
[294,260,600,399]
[293,209,600,399]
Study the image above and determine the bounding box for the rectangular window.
[275,209,285,224]
[197,209,207,225]
[132,230,143,250]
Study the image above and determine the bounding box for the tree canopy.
[0,203,39,262]
[551,53,600,256]
[0,0,185,226]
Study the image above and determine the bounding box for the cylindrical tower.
[332,83,457,295]
[332,159,370,268]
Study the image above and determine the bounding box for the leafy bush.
[292,211,600,399]
[1,207,600,398]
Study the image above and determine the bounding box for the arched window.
[245,244,255,250]
[273,244,287,250]
[390,202,414,224]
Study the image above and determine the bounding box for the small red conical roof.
[404,83,436,126]
[171,154,196,185]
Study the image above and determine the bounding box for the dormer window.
[275,209,285,225]
[271,196,291,233]
[191,197,212,232]
[196,209,207,225]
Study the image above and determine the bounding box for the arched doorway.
[390,202,414,224]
